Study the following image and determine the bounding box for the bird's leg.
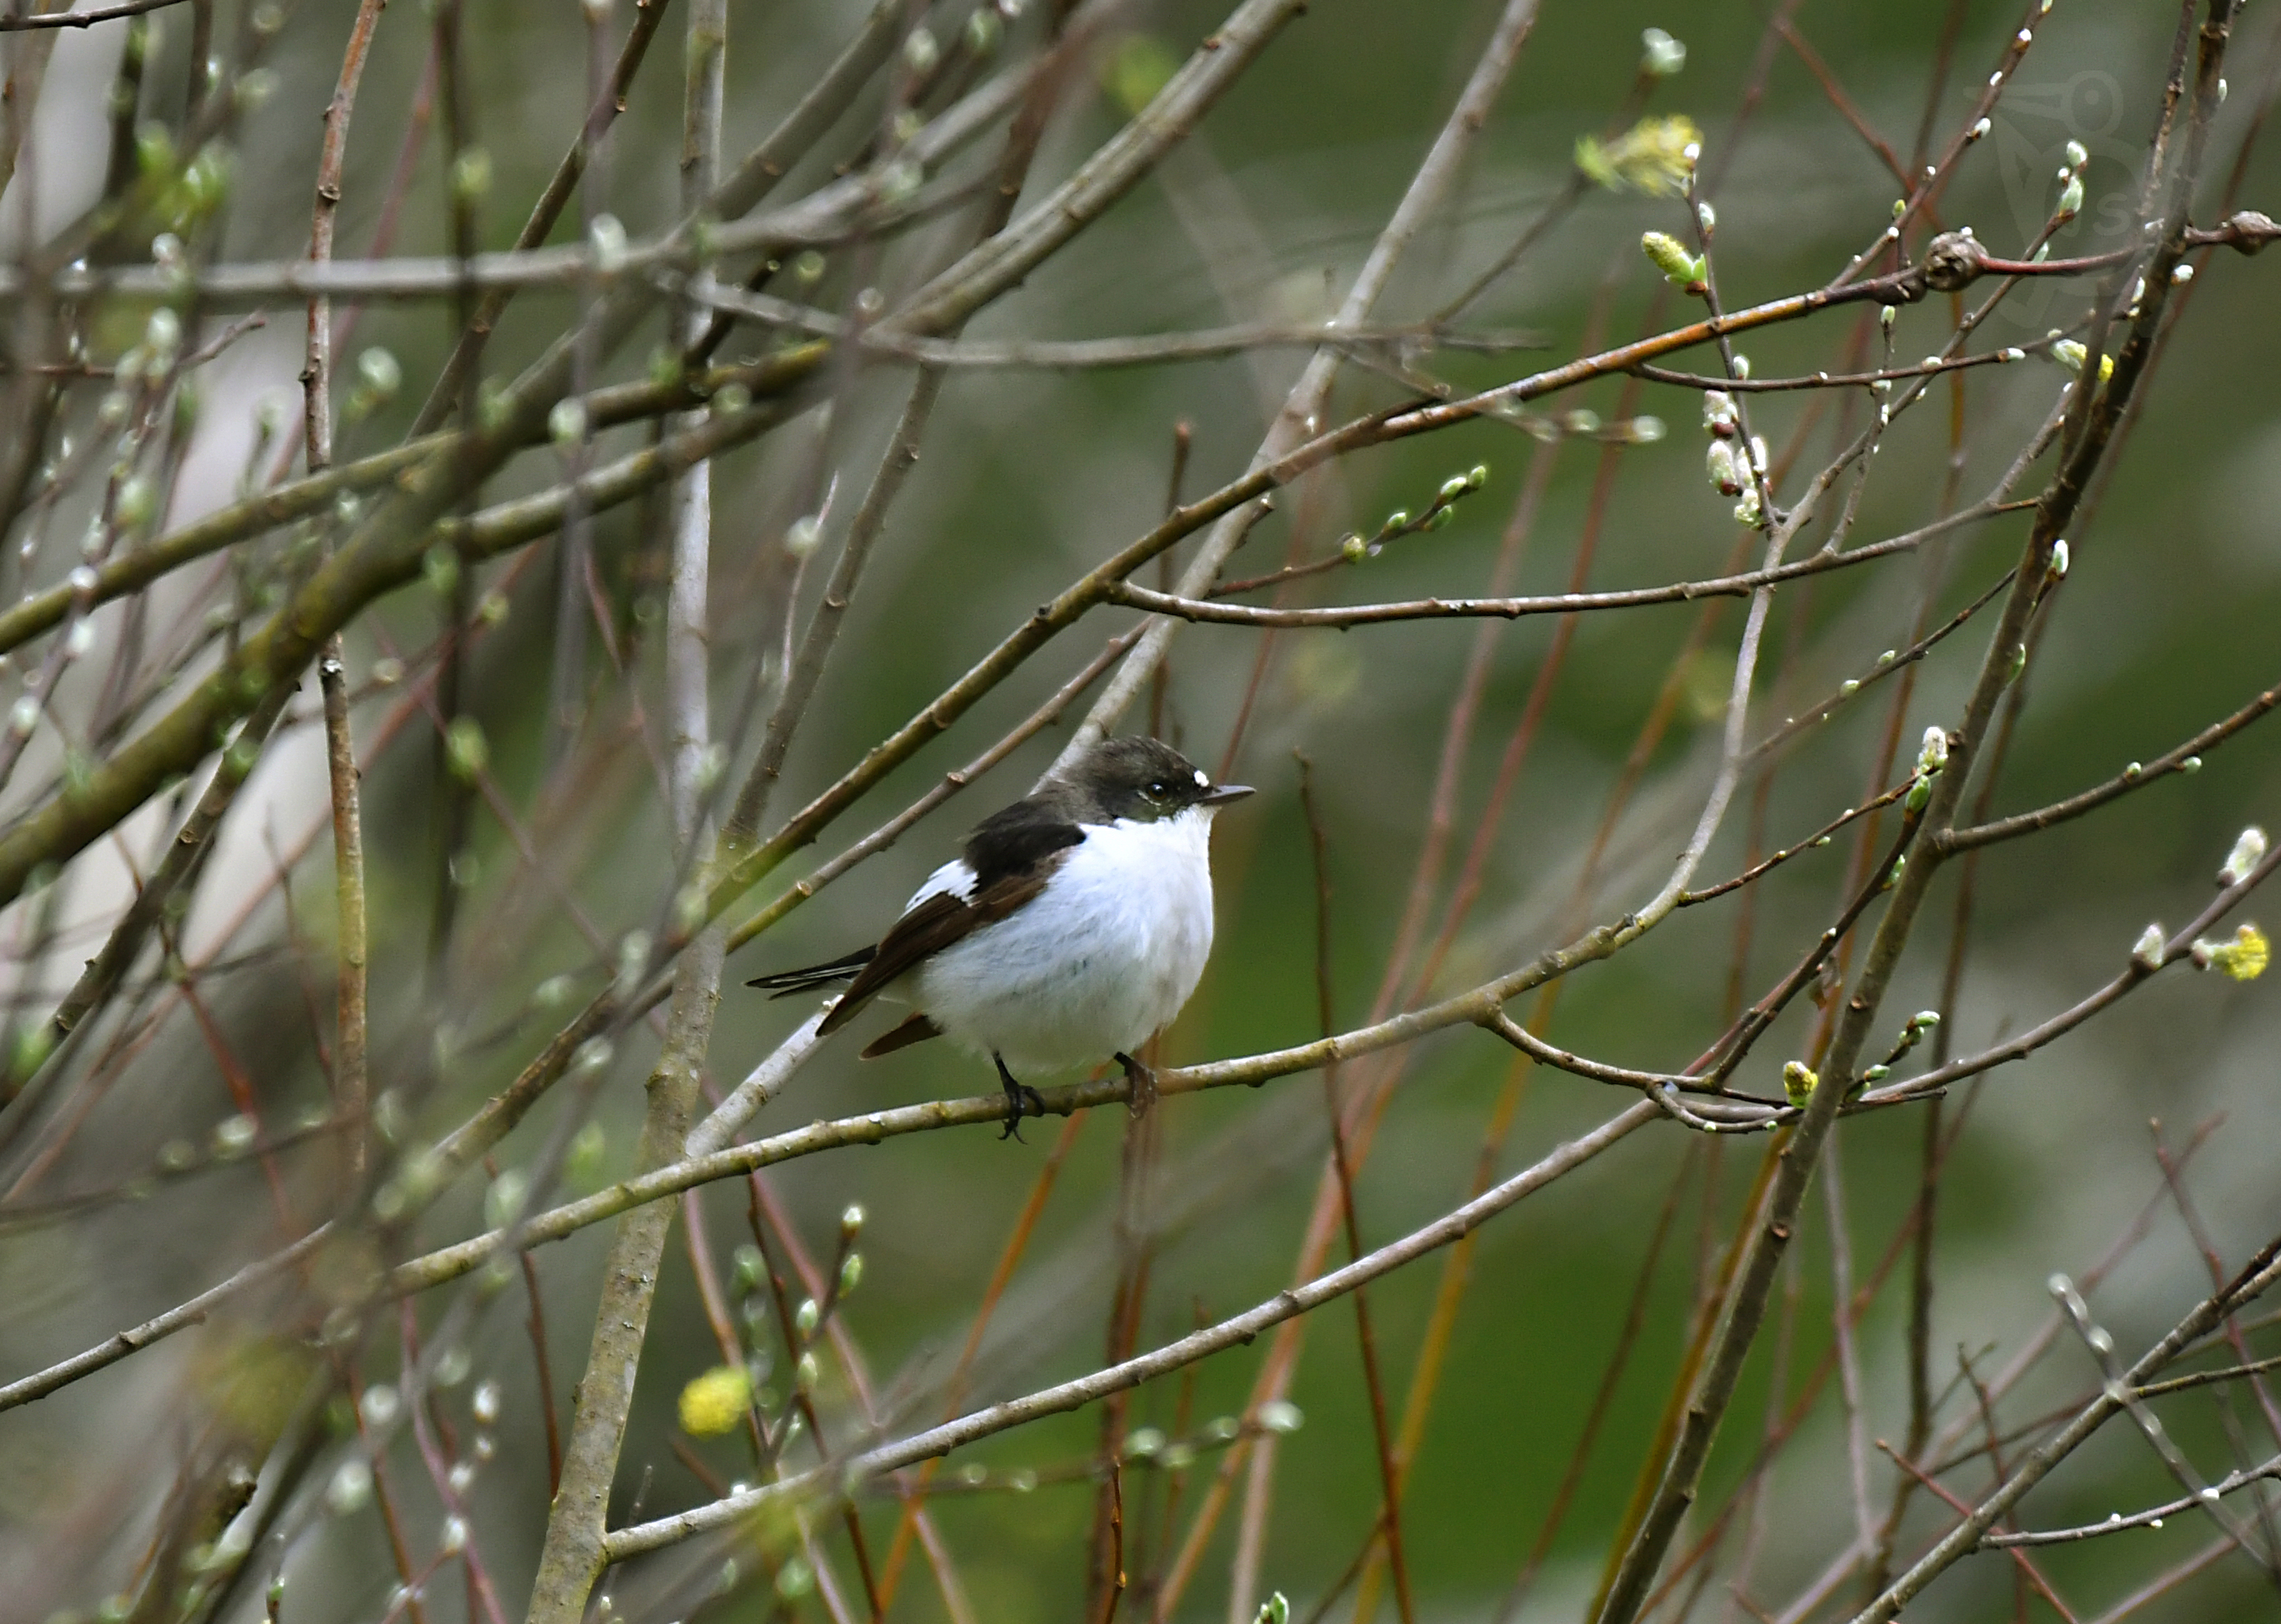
[994,1052,1044,1141]
[1116,1051,1158,1118]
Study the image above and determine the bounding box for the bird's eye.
[1146,779,1173,798]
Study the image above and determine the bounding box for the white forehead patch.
[1193,769,1208,786]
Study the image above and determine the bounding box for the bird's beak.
[1198,783,1254,807]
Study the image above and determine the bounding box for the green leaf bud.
[446,716,488,782]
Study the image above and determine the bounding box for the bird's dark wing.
[815,804,1085,1039]
[747,944,875,997]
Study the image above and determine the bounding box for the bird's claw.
[994,1056,1044,1142]
[1116,1051,1158,1118]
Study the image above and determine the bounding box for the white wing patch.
[906,858,977,911]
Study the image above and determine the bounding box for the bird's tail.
[746,946,875,999]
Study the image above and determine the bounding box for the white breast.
[911,807,1221,1075]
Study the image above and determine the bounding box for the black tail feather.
[746,945,875,998]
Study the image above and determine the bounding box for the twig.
[602,1099,1658,1561]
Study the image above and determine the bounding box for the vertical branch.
[426,0,483,988]
[305,0,387,1183]
[523,1,728,1618]
[1295,756,1416,1624]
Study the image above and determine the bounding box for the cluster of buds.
[1858,1010,1940,1085]
[1498,404,1665,446]
[2048,336,2115,384]
[1338,464,1488,563]
[2054,137,2089,221]
[1700,389,1768,523]
[1905,724,1950,812]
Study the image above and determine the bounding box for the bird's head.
[1057,736,1253,825]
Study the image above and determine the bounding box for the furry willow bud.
[1916,726,1949,776]
[2132,922,2167,970]
[2220,826,2268,886]
[677,1365,752,1436]
[1258,1399,1304,1432]
[1640,27,1686,77]
[1782,1062,1818,1108]
[1581,117,1702,198]
[357,347,401,401]
[1640,230,1706,288]
[2191,924,2269,981]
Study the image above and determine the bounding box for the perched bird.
[749,736,1251,1138]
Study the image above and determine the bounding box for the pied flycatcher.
[749,736,1251,1137]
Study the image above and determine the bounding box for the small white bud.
[1697,201,1716,235]
[1258,1399,1304,1432]
[2064,139,2088,170]
[2046,539,2068,580]
[358,1388,400,1432]
[440,1515,467,1552]
[2220,825,2268,887]
[1969,117,1991,140]
[2057,174,2084,217]
[1917,726,1949,774]
[2132,922,2167,970]
[1880,304,1897,332]
[902,25,938,74]
[472,1380,503,1425]
[356,348,401,400]
[784,514,823,558]
[585,212,628,277]
[144,307,182,360]
[548,398,588,445]
[1705,440,1741,496]
[326,1458,373,1514]
[2171,263,2194,285]
[795,1297,821,1336]
[1640,27,1686,77]
[1702,390,1737,434]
